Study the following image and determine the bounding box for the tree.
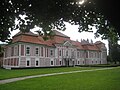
[0,0,119,42]
[106,28,120,63]
[110,44,120,64]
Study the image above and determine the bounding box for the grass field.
[0,67,120,90]
[0,67,98,80]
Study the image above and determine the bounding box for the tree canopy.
[0,0,120,42]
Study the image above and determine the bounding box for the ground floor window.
[36,60,39,66]
[60,61,62,65]
[73,61,74,65]
[51,61,54,66]
[83,61,84,64]
[92,61,93,64]
[96,61,97,64]
[27,60,30,66]
[78,61,80,65]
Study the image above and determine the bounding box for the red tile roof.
[13,35,45,45]
[13,31,37,37]
[12,30,104,51]
[53,36,70,44]
[71,41,84,50]
[82,44,100,51]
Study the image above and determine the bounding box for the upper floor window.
[50,50,53,56]
[72,51,74,57]
[14,46,18,56]
[41,47,43,56]
[77,52,79,58]
[66,51,68,56]
[59,50,61,56]
[11,47,14,56]
[47,48,49,57]
[26,46,30,55]
[95,52,97,58]
[35,47,39,55]
[86,52,88,58]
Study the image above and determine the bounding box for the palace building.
[3,30,107,69]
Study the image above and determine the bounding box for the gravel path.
[0,67,119,85]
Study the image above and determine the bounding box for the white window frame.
[26,46,30,55]
[35,59,39,67]
[50,59,54,66]
[26,58,31,67]
[60,61,62,65]
[35,47,39,55]
[50,49,54,56]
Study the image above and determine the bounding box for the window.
[41,47,43,56]
[36,60,39,66]
[98,53,100,58]
[86,52,88,58]
[26,46,30,55]
[73,61,74,65]
[66,51,68,56]
[92,61,93,64]
[83,61,84,64]
[14,46,18,56]
[96,61,97,64]
[95,52,97,58]
[72,51,74,57]
[59,50,61,56]
[77,52,79,58]
[21,45,24,56]
[78,61,80,64]
[35,47,39,55]
[50,50,53,56]
[91,52,93,58]
[47,48,49,57]
[27,60,30,66]
[11,47,14,56]
[51,61,54,66]
[60,61,62,65]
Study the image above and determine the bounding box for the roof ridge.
[13,31,38,37]
[53,30,70,38]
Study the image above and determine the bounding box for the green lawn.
[0,67,98,80]
[0,67,120,90]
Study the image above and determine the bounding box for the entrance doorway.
[65,59,69,67]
